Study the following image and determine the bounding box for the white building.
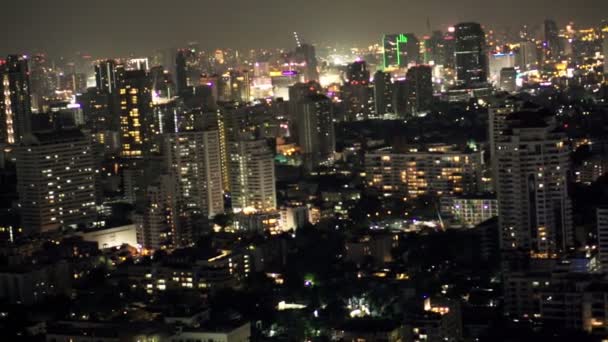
[16,129,96,234]
[229,139,276,212]
[496,111,572,256]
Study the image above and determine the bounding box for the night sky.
[2,0,607,57]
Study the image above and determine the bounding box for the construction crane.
[293,31,302,48]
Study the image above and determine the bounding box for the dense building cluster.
[1,17,608,342]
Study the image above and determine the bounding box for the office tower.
[544,19,561,61]
[499,68,517,93]
[16,129,96,234]
[295,44,319,82]
[229,138,276,213]
[373,71,394,116]
[295,94,335,171]
[517,41,539,71]
[119,70,153,158]
[163,130,224,218]
[95,59,121,94]
[454,23,488,86]
[496,110,572,256]
[383,34,420,69]
[342,61,373,121]
[0,55,33,144]
[404,65,433,116]
[598,208,608,273]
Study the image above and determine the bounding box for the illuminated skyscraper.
[229,138,276,213]
[163,130,224,218]
[119,70,153,158]
[16,129,96,234]
[373,70,394,116]
[454,23,487,86]
[496,110,572,256]
[383,34,420,69]
[0,55,33,144]
[295,94,335,171]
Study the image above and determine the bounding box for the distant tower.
[544,19,561,61]
[454,23,488,86]
[295,94,335,171]
[342,60,373,121]
[295,44,319,82]
[373,70,394,116]
[404,65,433,116]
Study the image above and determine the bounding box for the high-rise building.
[163,130,224,218]
[295,44,319,82]
[16,129,96,234]
[342,61,373,121]
[404,65,433,116]
[544,19,562,61]
[119,70,153,158]
[295,94,335,171]
[383,34,420,69]
[175,48,200,95]
[135,175,177,250]
[488,96,523,188]
[499,67,517,93]
[517,41,539,71]
[597,207,608,273]
[373,71,394,116]
[95,59,121,94]
[229,138,276,213]
[0,55,33,145]
[496,110,572,256]
[454,23,487,86]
